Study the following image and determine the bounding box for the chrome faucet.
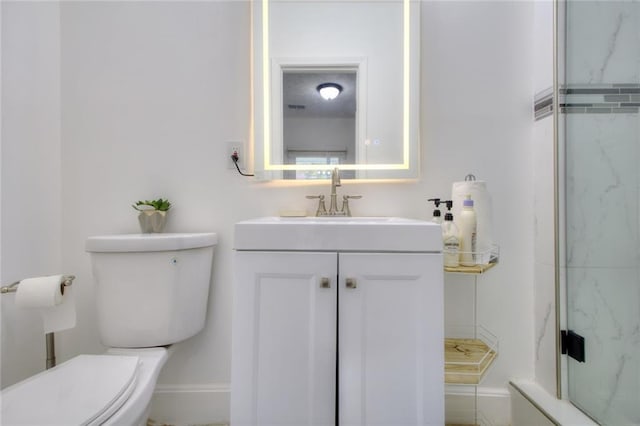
[306,167,362,216]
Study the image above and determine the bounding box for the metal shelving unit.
[444,245,499,426]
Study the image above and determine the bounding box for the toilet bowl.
[1,232,217,425]
[2,347,169,426]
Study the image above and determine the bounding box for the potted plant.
[132,198,171,233]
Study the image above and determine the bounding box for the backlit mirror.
[252,0,420,180]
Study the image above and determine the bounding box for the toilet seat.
[2,354,140,425]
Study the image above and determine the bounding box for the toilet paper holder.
[1,274,76,370]
[1,275,76,295]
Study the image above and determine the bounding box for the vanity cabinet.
[231,250,444,426]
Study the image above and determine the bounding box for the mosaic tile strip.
[534,84,640,121]
[534,89,553,121]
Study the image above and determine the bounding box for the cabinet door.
[338,253,444,426]
[231,251,337,426]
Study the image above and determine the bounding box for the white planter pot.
[138,210,167,233]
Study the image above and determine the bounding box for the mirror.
[252,0,420,180]
[282,68,357,180]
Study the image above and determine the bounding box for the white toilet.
[1,232,217,426]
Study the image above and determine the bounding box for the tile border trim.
[534,83,640,121]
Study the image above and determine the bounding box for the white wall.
[423,0,536,375]
[1,1,62,388]
[284,116,356,164]
[1,1,537,424]
[424,3,535,422]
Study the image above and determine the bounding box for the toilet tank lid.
[86,232,218,253]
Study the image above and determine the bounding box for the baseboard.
[148,383,510,426]
[445,385,511,426]
[149,383,230,426]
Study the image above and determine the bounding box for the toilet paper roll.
[40,285,76,333]
[15,275,64,308]
[452,179,494,261]
[15,275,76,333]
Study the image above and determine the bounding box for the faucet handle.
[306,195,327,216]
[341,195,362,217]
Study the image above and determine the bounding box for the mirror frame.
[252,0,420,180]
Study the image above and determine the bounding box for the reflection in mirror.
[252,0,420,180]
[283,69,357,180]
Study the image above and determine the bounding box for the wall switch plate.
[227,141,244,170]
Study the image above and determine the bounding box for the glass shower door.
[564,1,640,424]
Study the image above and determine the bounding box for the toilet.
[1,232,217,426]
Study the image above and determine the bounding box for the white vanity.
[231,217,444,425]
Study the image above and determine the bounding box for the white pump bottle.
[458,195,477,266]
[441,201,460,267]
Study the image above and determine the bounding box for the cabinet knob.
[345,278,357,289]
[320,277,331,288]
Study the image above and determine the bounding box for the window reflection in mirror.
[282,69,357,180]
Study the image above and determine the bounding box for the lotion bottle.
[441,201,460,267]
[458,194,477,266]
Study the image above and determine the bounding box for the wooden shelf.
[444,262,497,274]
[444,245,499,274]
[444,337,497,385]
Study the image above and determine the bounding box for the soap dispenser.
[441,200,460,268]
[428,198,443,224]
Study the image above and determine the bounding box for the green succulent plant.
[132,198,172,212]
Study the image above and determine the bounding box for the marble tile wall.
[565,1,640,84]
[532,115,556,396]
[564,112,640,424]
[554,2,640,423]
[562,0,640,421]
[534,84,640,426]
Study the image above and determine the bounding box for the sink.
[234,216,442,252]
[260,216,398,224]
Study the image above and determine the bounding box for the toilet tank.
[86,233,217,348]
